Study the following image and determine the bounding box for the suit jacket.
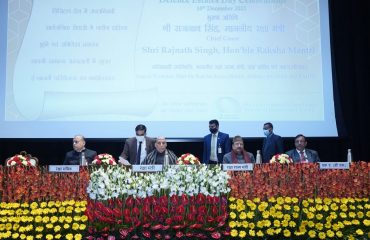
[286,148,320,163]
[203,131,231,164]
[120,137,155,164]
[262,133,284,163]
[63,148,97,165]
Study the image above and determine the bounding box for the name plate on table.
[132,165,163,172]
[223,164,254,171]
[49,165,80,172]
[319,162,349,170]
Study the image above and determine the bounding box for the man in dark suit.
[262,122,284,163]
[203,119,231,164]
[64,135,97,165]
[119,124,155,165]
[286,134,320,163]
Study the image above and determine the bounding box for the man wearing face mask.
[203,119,231,164]
[286,134,320,163]
[223,135,255,164]
[119,124,155,165]
[262,122,284,163]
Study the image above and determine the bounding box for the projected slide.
[1,0,337,138]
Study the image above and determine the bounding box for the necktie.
[210,134,217,161]
[136,141,142,164]
[299,151,306,163]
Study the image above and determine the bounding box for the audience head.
[209,119,219,134]
[263,122,273,136]
[73,135,86,152]
[294,134,307,151]
[135,124,147,142]
[155,136,167,153]
[232,135,244,154]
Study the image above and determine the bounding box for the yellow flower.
[289,221,296,227]
[307,212,314,219]
[230,212,236,219]
[12,233,19,239]
[239,212,247,220]
[241,221,248,228]
[336,231,343,237]
[236,199,244,205]
[283,229,291,237]
[54,234,61,239]
[229,203,236,210]
[46,223,53,229]
[246,211,254,219]
[257,221,264,228]
[248,222,255,229]
[65,234,73,240]
[80,215,88,222]
[262,211,270,218]
[237,205,245,212]
[283,204,291,211]
[229,197,236,202]
[239,230,246,238]
[318,232,326,239]
[79,224,86,230]
[74,234,82,240]
[356,229,364,235]
[253,197,260,203]
[26,236,34,240]
[357,212,364,218]
[248,229,255,237]
[302,200,309,207]
[292,212,299,219]
[326,230,334,237]
[256,230,264,237]
[45,234,53,240]
[35,234,43,239]
[229,221,236,228]
[266,228,275,235]
[230,229,238,237]
[54,225,61,232]
[40,202,47,208]
[340,212,347,218]
[349,212,356,218]
[315,222,323,230]
[58,207,65,213]
[273,220,280,227]
[364,219,370,226]
[63,223,70,229]
[277,197,284,205]
[42,216,50,223]
[35,226,44,232]
[352,219,360,225]
[30,202,38,209]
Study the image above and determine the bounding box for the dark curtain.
[330,0,370,161]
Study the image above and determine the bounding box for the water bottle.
[164,151,169,167]
[347,149,352,164]
[256,150,262,164]
[81,152,87,166]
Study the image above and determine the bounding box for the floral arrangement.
[270,153,293,164]
[0,200,88,239]
[228,196,370,239]
[6,151,37,166]
[176,153,201,165]
[92,153,117,165]
[87,165,230,200]
[85,165,231,239]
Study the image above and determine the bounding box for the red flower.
[211,232,222,239]
[142,230,151,238]
[151,224,163,231]
[176,231,184,238]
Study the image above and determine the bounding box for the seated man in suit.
[262,122,284,163]
[286,134,320,163]
[142,137,177,165]
[223,135,255,164]
[203,119,231,164]
[64,135,97,165]
[119,124,155,165]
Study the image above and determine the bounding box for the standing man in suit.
[203,119,231,164]
[119,124,155,165]
[286,134,320,163]
[64,135,97,165]
[262,122,284,163]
